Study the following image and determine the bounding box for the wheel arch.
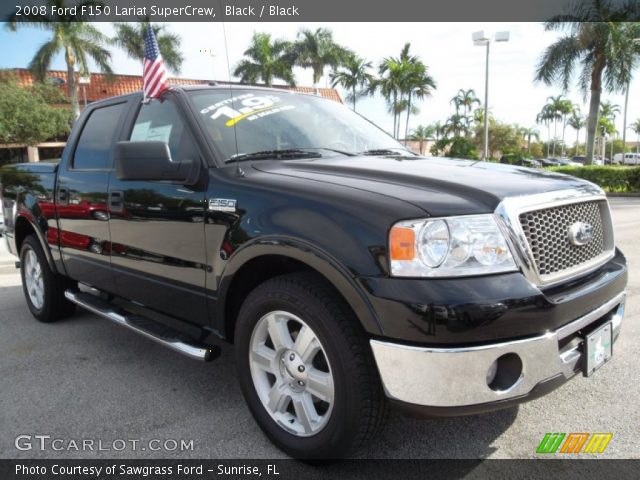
[15,213,57,273]
[215,239,383,343]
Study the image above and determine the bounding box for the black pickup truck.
[0,86,627,459]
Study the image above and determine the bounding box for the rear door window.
[73,103,126,170]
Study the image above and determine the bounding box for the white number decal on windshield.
[204,95,293,127]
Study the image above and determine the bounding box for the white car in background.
[613,153,640,165]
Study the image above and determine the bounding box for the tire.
[234,272,387,459]
[20,235,76,322]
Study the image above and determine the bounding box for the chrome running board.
[64,290,217,362]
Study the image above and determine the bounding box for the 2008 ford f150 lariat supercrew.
[0,86,627,459]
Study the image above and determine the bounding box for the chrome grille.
[519,200,606,277]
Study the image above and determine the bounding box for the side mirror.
[115,141,200,185]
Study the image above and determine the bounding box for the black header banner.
[3,0,637,22]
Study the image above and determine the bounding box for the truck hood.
[252,156,596,216]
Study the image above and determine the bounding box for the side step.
[64,290,218,362]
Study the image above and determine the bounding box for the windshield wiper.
[224,149,322,163]
[358,148,411,156]
[305,147,356,157]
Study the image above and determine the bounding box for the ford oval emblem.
[568,222,594,246]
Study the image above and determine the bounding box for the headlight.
[389,214,517,277]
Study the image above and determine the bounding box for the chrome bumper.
[371,292,625,408]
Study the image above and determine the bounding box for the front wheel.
[234,273,387,459]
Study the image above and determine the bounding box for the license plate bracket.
[584,322,612,377]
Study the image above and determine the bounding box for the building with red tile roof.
[9,68,343,104]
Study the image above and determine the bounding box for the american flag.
[143,25,169,99]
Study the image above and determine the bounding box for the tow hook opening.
[487,353,523,392]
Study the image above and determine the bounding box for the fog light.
[487,353,523,392]
[486,360,498,385]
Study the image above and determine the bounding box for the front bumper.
[371,292,625,415]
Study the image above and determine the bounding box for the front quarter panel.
[204,165,427,337]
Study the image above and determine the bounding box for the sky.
[1,21,639,144]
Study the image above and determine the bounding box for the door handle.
[57,188,69,206]
[109,190,124,213]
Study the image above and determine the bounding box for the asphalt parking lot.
[0,197,638,460]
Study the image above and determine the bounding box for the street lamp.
[473,30,510,160]
[78,74,90,108]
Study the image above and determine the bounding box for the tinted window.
[73,103,125,169]
[130,99,197,162]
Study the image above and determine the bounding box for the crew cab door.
[56,100,128,292]
[108,96,209,325]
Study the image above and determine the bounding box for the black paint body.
[0,86,628,348]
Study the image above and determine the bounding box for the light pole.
[473,30,510,160]
[78,74,90,109]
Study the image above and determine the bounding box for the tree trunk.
[352,86,356,111]
[419,139,424,155]
[561,117,567,156]
[610,136,614,162]
[585,54,605,166]
[65,47,80,120]
[576,128,580,156]
[404,94,412,145]
[313,65,322,86]
[546,125,550,157]
[392,92,397,139]
[552,120,558,156]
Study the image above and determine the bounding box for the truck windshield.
[188,89,409,161]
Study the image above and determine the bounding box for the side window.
[130,100,197,162]
[73,103,125,169]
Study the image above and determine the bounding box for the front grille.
[519,200,606,277]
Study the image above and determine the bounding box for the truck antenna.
[220,13,244,178]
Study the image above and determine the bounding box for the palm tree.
[112,20,183,74]
[430,121,445,143]
[446,113,468,137]
[544,95,572,156]
[402,62,436,141]
[536,104,558,157]
[233,32,295,87]
[567,108,586,155]
[6,0,113,119]
[373,53,405,139]
[451,89,481,117]
[409,125,433,155]
[552,96,574,156]
[293,28,351,86]
[330,55,374,111]
[372,43,435,140]
[535,0,640,164]
[599,101,621,160]
[619,24,640,154]
[521,127,540,154]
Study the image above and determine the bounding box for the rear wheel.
[20,235,76,322]
[234,273,387,459]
